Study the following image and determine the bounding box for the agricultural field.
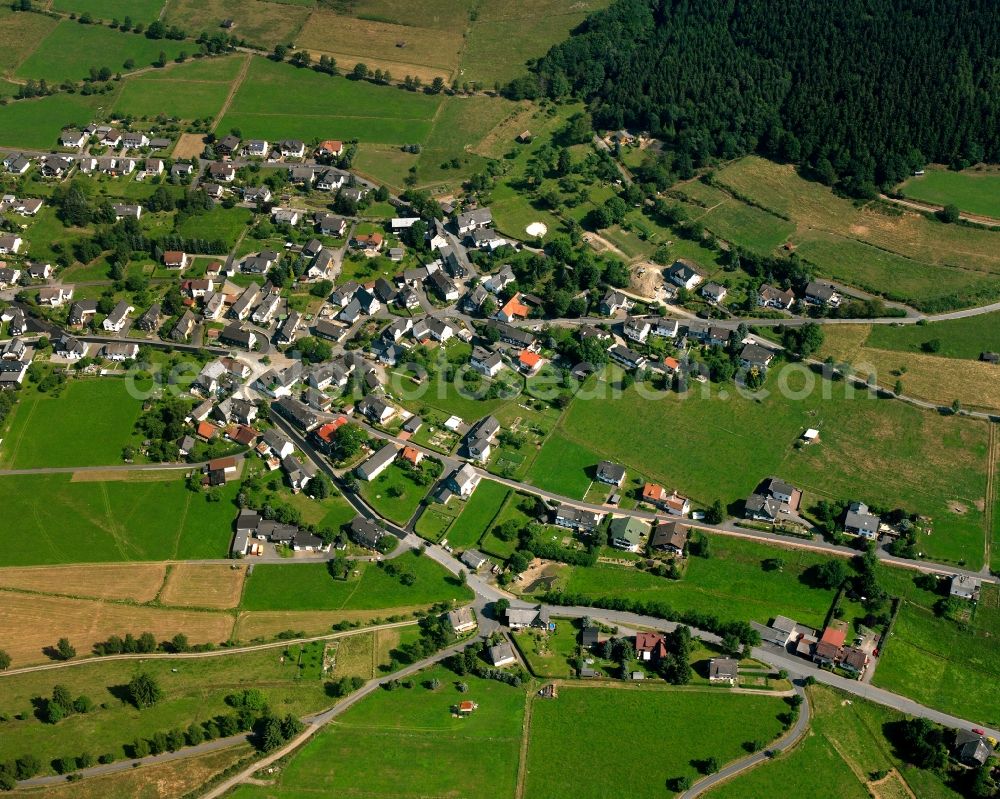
[551,367,989,568]
[3,745,254,799]
[898,165,1000,219]
[0,642,345,773]
[50,0,165,23]
[523,686,786,799]
[217,56,441,144]
[157,563,247,609]
[233,607,419,642]
[239,553,473,611]
[16,21,190,84]
[708,684,962,799]
[864,314,1000,360]
[873,583,1000,728]
[161,0,313,50]
[0,379,144,469]
[547,534,843,630]
[0,563,167,603]
[710,156,1000,311]
[817,324,1000,412]
[460,0,614,86]
[0,590,234,666]
[0,90,103,148]
[112,57,244,120]
[295,10,464,84]
[0,472,241,566]
[0,6,59,79]
[228,665,525,799]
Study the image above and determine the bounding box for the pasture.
[818,324,1000,412]
[0,644,338,772]
[0,6,59,78]
[554,367,989,568]
[712,156,1000,310]
[523,432,598,499]
[239,553,473,611]
[0,379,143,469]
[460,0,614,86]
[233,607,425,641]
[113,71,232,120]
[899,166,1000,219]
[0,590,234,667]
[231,665,525,799]
[0,473,241,566]
[873,595,1000,729]
[161,0,312,49]
[16,21,190,83]
[0,90,103,149]
[50,0,166,24]
[555,534,842,630]
[708,684,958,799]
[524,686,785,799]
[864,313,1000,359]
[218,56,441,144]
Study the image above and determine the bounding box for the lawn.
[176,206,253,247]
[239,553,473,611]
[512,616,582,678]
[524,686,786,799]
[0,6,59,77]
[0,91,103,149]
[357,462,434,525]
[447,480,510,549]
[229,665,525,799]
[217,56,441,144]
[899,166,1000,219]
[873,595,1000,728]
[413,504,457,542]
[0,640,346,775]
[51,0,165,24]
[555,533,842,630]
[553,367,989,568]
[16,21,191,83]
[523,431,598,499]
[0,379,143,469]
[0,473,240,566]
[478,491,535,559]
[708,684,961,799]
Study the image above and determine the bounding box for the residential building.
[649,521,688,556]
[757,283,795,310]
[596,461,626,486]
[455,207,493,235]
[448,607,477,634]
[489,641,517,667]
[709,658,739,683]
[446,463,480,498]
[701,282,728,303]
[951,574,981,601]
[609,517,649,552]
[635,631,668,662]
[102,300,133,332]
[844,501,881,539]
[665,258,705,290]
[552,504,603,535]
[355,443,398,481]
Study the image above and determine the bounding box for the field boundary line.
[0,619,419,678]
[513,688,535,799]
[211,52,251,133]
[985,423,997,571]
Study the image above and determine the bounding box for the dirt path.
[513,690,536,799]
[880,194,1000,228]
[211,53,251,133]
[984,424,998,572]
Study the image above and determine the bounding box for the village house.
[102,300,134,332]
[505,605,550,630]
[489,641,517,667]
[950,574,981,602]
[219,324,257,350]
[552,504,603,535]
[804,281,841,307]
[163,250,188,270]
[665,258,705,290]
[446,463,480,499]
[355,443,399,481]
[844,501,881,539]
[641,483,691,516]
[701,282,728,304]
[709,658,739,683]
[649,521,689,556]
[455,207,493,235]
[170,310,197,342]
[465,415,500,463]
[136,303,161,332]
[596,460,627,487]
[623,317,651,343]
[0,235,24,255]
[38,286,73,306]
[350,516,388,550]
[609,516,649,552]
[757,283,795,310]
[447,606,477,634]
[68,299,98,327]
[635,631,668,663]
[358,394,396,425]
[739,342,774,371]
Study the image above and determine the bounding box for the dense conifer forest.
[509,0,1000,194]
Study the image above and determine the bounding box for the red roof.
[318,140,343,154]
[209,456,238,470]
[458,700,476,712]
[401,446,422,464]
[642,483,667,502]
[196,420,218,440]
[164,250,186,265]
[664,356,680,370]
[229,425,257,446]
[519,350,541,368]
[820,626,847,648]
[315,417,347,443]
[501,293,530,320]
[635,631,668,659]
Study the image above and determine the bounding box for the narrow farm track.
[513,690,536,799]
[211,53,251,133]
[984,423,999,572]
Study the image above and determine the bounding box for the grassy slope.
[0,380,143,469]
[864,314,1000,359]
[546,368,988,568]
[239,553,473,611]
[899,167,1000,219]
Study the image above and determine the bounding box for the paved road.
[680,680,810,798]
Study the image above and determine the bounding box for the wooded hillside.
[513,0,1000,195]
